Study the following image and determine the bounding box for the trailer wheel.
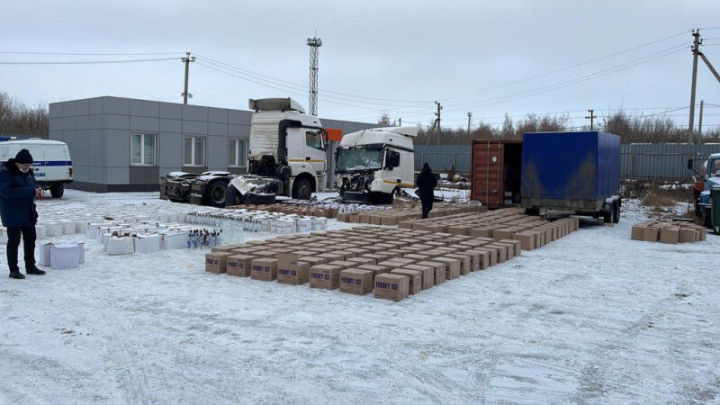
[225,185,242,207]
[292,178,313,200]
[207,181,227,208]
[50,184,64,199]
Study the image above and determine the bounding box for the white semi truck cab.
[336,127,417,204]
[226,98,331,205]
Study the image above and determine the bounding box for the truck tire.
[225,185,242,207]
[603,208,613,223]
[50,184,64,199]
[245,192,276,205]
[207,181,227,208]
[613,202,620,224]
[292,178,312,200]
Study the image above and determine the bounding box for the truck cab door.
[303,129,326,172]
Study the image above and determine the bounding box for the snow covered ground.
[1,190,719,404]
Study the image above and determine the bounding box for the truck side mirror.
[687,159,694,170]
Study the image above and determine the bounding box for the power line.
[0,57,178,65]
[0,51,179,56]
[439,30,690,102]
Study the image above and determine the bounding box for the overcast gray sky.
[1,0,719,131]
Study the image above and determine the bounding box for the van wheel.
[50,184,64,198]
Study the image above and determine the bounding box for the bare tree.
[0,92,48,136]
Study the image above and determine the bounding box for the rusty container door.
[471,141,505,208]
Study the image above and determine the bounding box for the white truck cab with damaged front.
[336,126,416,204]
[226,98,329,205]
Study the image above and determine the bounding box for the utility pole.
[307,35,322,116]
[585,109,597,130]
[467,112,472,136]
[699,100,704,143]
[688,29,701,141]
[428,101,442,145]
[181,52,195,105]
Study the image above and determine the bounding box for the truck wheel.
[603,208,614,224]
[50,184,64,198]
[245,192,275,205]
[207,181,227,208]
[292,178,312,200]
[225,185,242,207]
[613,202,620,224]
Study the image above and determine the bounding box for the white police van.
[0,139,73,198]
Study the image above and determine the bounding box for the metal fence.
[414,143,720,181]
[414,145,472,173]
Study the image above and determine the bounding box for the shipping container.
[521,131,621,221]
[470,137,523,208]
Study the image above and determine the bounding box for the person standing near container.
[0,149,45,279]
[416,163,437,219]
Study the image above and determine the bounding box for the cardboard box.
[309,264,342,289]
[659,227,680,244]
[483,245,506,263]
[300,256,328,266]
[513,232,536,250]
[405,264,435,289]
[374,273,409,301]
[390,269,423,294]
[339,269,374,295]
[499,239,522,257]
[679,228,697,243]
[226,254,254,277]
[250,258,278,281]
[278,262,310,285]
[466,249,490,270]
[434,257,461,280]
[328,260,356,270]
[446,253,471,275]
[205,252,232,274]
[357,264,390,278]
[416,260,446,284]
[642,227,659,242]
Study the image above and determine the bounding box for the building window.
[228,139,247,167]
[183,136,205,166]
[131,133,156,166]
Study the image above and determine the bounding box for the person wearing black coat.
[0,149,45,279]
[416,163,437,219]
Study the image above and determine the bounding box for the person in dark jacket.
[0,149,44,279]
[416,163,437,219]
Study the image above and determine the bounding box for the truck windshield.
[336,147,383,172]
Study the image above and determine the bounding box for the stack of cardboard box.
[398,208,579,250]
[631,220,706,244]
[204,226,523,302]
[336,202,487,224]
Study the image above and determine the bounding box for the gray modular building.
[49,96,376,192]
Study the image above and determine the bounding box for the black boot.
[9,271,25,279]
[26,266,45,275]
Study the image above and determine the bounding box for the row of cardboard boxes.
[398,208,580,250]
[630,220,707,244]
[205,227,527,301]
[336,203,487,225]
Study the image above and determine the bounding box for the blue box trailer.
[521,131,621,223]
